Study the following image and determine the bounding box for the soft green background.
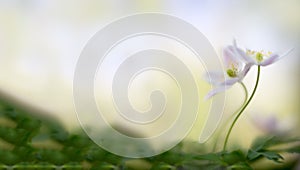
[0,0,299,148]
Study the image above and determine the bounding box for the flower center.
[226,64,238,78]
[246,50,272,63]
[256,52,263,62]
[226,69,236,77]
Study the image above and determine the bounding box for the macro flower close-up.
[205,39,292,100]
[0,1,299,169]
[242,47,293,67]
[205,40,251,99]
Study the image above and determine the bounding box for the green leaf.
[62,146,85,162]
[0,150,19,165]
[85,146,107,162]
[36,150,68,165]
[221,150,246,165]
[150,162,175,170]
[194,150,247,168]
[0,127,29,145]
[90,162,116,170]
[50,129,69,142]
[285,145,300,153]
[260,151,284,162]
[229,162,253,170]
[194,152,224,163]
[12,146,35,162]
[250,136,274,151]
[247,149,283,163]
[248,136,300,163]
[247,149,261,160]
[250,136,300,152]
[16,117,41,131]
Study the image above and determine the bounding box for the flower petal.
[232,40,256,65]
[203,71,225,86]
[239,63,252,78]
[223,45,242,68]
[221,77,240,86]
[259,53,280,66]
[239,49,256,64]
[260,48,294,66]
[205,76,239,100]
[205,85,230,100]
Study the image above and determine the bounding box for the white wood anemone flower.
[205,40,293,99]
[204,41,251,99]
[234,41,293,67]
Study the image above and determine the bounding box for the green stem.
[240,82,248,104]
[223,65,261,150]
[212,82,248,151]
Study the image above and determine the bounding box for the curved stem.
[223,65,261,150]
[240,82,248,103]
[212,82,248,151]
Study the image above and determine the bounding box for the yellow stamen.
[227,69,236,77]
[256,52,263,62]
[246,49,273,62]
[267,51,272,56]
[226,64,238,77]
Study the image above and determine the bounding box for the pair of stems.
[212,82,248,151]
[222,65,261,150]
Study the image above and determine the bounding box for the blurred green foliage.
[0,100,299,170]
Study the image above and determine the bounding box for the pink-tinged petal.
[281,47,294,57]
[237,48,256,64]
[232,39,256,65]
[223,45,243,68]
[221,77,240,86]
[260,48,294,66]
[223,40,256,70]
[238,48,256,65]
[205,85,230,100]
[259,54,280,66]
[223,46,242,68]
[203,71,225,86]
[239,63,252,78]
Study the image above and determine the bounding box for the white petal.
[205,76,239,100]
[223,45,244,69]
[221,77,240,86]
[239,48,256,64]
[232,40,255,65]
[260,48,293,66]
[239,64,252,78]
[259,54,280,66]
[205,85,230,100]
[281,47,294,57]
[203,71,225,86]
[223,40,255,71]
[223,46,242,68]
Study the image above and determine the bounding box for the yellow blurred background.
[0,0,299,147]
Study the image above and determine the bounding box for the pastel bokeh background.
[0,0,299,148]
